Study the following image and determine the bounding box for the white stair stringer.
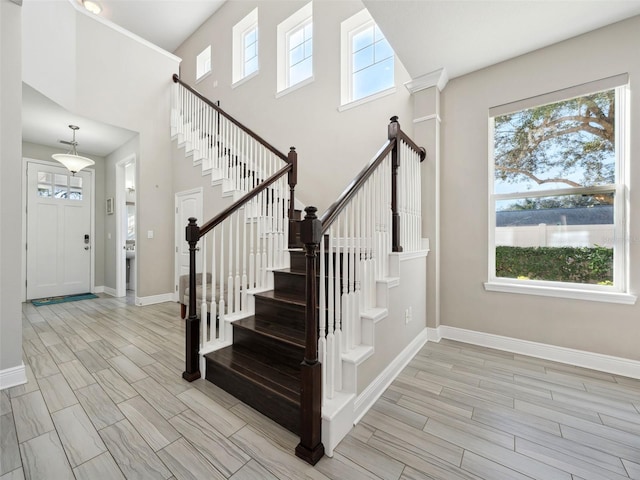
[322,242,430,457]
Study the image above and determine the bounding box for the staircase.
[204,249,309,434]
[171,75,427,465]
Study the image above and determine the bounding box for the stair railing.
[172,74,291,195]
[175,74,297,382]
[297,116,425,464]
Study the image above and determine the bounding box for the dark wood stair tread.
[205,344,300,402]
[234,316,305,349]
[254,289,305,307]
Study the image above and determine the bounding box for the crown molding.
[404,68,449,94]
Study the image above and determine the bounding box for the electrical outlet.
[405,306,413,324]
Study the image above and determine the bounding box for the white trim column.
[405,68,448,333]
[1,0,26,389]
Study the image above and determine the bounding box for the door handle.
[84,246,90,250]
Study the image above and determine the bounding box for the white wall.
[440,16,640,361]
[173,0,414,215]
[0,0,24,383]
[22,1,180,298]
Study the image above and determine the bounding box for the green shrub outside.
[495,245,613,284]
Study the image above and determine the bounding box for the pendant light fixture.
[52,125,95,175]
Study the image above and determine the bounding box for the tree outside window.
[491,87,624,288]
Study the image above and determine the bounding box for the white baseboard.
[94,285,105,294]
[0,363,27,390]
[353,328,429,422]
[436,325,640,380]
[321,328,429,457]
[426,327,442,342]
[102,286,118,297]
[135,293,175,306]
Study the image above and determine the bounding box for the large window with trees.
[487,76,632,302]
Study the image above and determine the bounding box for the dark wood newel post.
[288,147,298,248]
[183,217,201,382]
[295,206,325,465]
[388,116,403,252]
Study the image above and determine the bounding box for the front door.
[26,162,92,299]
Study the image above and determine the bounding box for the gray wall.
[104,136,140,291]
[0,0,23,378]
[173,0,414,214]
[22,142,107,289]
[440,16,640,361]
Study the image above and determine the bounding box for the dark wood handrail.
[198,162,293,238]
[319,140,395,233]
[398,130,427,162]
[173,74,289,163]
[319,117,426,235]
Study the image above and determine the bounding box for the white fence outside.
[496,223,614,248]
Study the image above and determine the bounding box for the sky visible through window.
[352,24,393,101]
[288,21,312,86]
[243,27,258,77]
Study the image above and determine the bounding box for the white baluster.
[319,233,326,405]
[219,223,226,341]
[326,226,335,399]
[249,196,255,290]
[201,237,208,346]
[242,203,248,312]
[211,228,218,342]
[234,213,241,313]
[227,217,233,314]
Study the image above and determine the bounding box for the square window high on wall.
[196,45,212,82]
[276,2,313,96]
[485,74,635,304]
[232,8,259,86]
[340,9,395,109]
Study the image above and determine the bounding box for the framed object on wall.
[106,197,114,215]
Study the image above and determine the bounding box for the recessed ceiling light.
[82,0,102,15]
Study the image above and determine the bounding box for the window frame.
[276,2,313,96]
[195,45,212,83]
[232,8,259,87]
[485,79,635,304]
[339,9,396,110]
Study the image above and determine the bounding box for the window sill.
[195,70,212,84]
[275,76,314,99]
[232,70,259,89]
[338,86,396,112]
[484,281,637,305]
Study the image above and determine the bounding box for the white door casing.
[175,188,203,301]
[26,162,93,299]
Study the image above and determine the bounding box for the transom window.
[488,76,630,301]
[232,8,259,85]
[196,45,211,82]
[37,171,83,200]
[287,20,312,87]
[243,26,258,77]
[340,10,395,107]
[276,2,313,95]
[350,23,393,101]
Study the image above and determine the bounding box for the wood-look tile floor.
[2,295,639,479]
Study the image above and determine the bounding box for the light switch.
[107,233,111,239]
[147,230,154,239]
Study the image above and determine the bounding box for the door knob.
[84,246,90,250]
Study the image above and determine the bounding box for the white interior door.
[175,188,203,299]
[27,162,92,299]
